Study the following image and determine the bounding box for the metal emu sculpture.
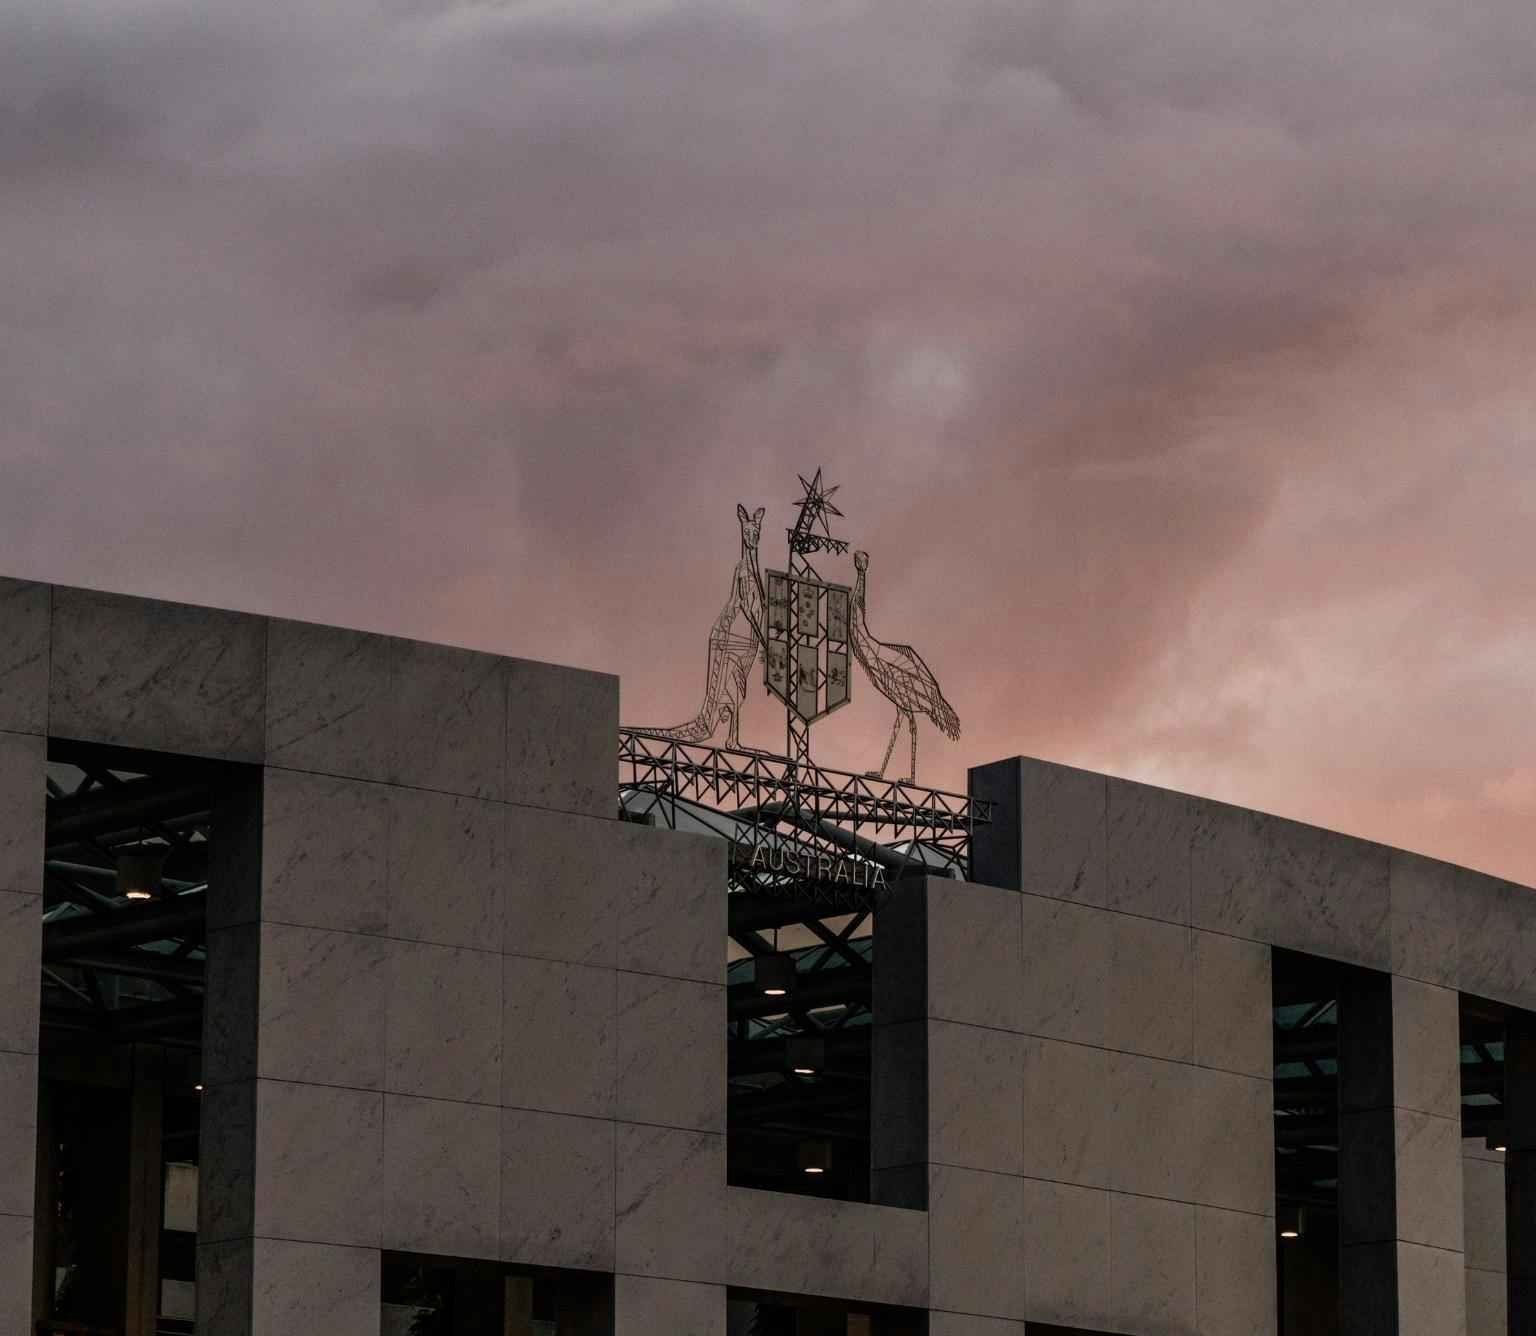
[850,549,960,782]
[631,503,766,750]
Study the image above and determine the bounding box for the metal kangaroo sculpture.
[631,504,766,751]
[850,549,960,782]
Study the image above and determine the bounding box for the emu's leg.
[900,711,918,783]
[867,711,901,779]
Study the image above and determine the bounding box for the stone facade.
[1,577,1531,1333]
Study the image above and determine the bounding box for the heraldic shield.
[764,569,853,723]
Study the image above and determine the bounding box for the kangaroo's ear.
[737,503,749,523]
[753,508,765,523]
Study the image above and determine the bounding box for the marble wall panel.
[391,638,506,799]
[1394,1109,1465,1253]
[1107,914,1193,1063]
[0,890,39,1053]
[382,1093,500,1258]
[1457,869,1536,1011]
[386,940,501,1104]
[614,1123,729,1283]
[1107,779,1193,924]
[0,1051,37,1217]
[1195,1204,1275,1335]
[198,1081,256,1245]
[1021,1177,1112,1331]
[1462,1146,1505,1274]
[260,770,388,935]
[1107,1053,1200,1203]
[614,824,725,984]
[502,1107,615,1270]
[1018,895,1110,1047]
[504,806,620,967]
[928,1020,1024,1176]
[615,971,724,1132]
[195,1238,251,1335]
[49,587,266,760]
[927,1165,1025,1320]
[1189,1067,1274,1216]
[1391,977,1462,1120]
[252,1080,383,1248]
[968,757,1021,893]
[1389,849,1460,989]
[1016,757,1107,906]
[0,730,43,896]
[507,657,618,818]
[387,786,505,950]
[929,1314,1026,1336]
[1190,799,1271,941]
[257,922,387,1091]
[1465,1267,1506,1336]
[721,1188,929,1308]
[0,578,48,734]
[250,1239,378,1336]
[925,878,1024,1033]
[503,955,615,1117]
[203,923,259,1087]
[264,619,394,781]
[1021,1037,1113,1190]
[1268,818,1391,970]
[1110,1192,1197,1336]
[1397,1239,1468,1336]
[0,1212,32,1336]
[614,1275,725,1336]
[1192,930,1272,1080]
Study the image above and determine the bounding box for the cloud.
[3,0,1536,880]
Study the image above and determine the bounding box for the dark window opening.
[381,1255,611,1335]
[35,740,243,1336]
[726,887,875,1203]
[727,1287,925,1335]
[1272,949,1343,1336]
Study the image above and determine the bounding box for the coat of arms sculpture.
[629,469,959,782]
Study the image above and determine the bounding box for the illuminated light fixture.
[785,1035,825,1076]
[1277,1204,1305,1240]
[116,846,167,902]
[755,953,796,997]
[798,1138,831,1175]
[1486,1121,1508,1154]
[194,1083,204,1093]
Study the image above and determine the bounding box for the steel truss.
[619,729,990,880]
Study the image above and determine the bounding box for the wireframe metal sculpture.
[849,549,960,782]
[628,503,766,750]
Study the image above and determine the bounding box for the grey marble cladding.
[0,579,48,734]
[382,1093,500,1258]
[386,940,501,1104]
[0,1051,37,1218]
[503,1107,616,1269]
[49,585,267,760]
[0,890,39,1054]
[0,730,44,897]
[387,786,505,949]
[507,657,618,818]
[0,1212,32,1336]
[1107,777,1194,923]
[260,770,389,935]
[264,619,395,782]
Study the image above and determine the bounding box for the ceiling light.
[116,846,167,902]
[798,1138,831,1175]
[1487,1121,1508,1153]
[1277,1205,1304,1240]
[755,953,796,997]
[785,1035,825,1076]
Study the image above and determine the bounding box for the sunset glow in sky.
[5,0,1536,881]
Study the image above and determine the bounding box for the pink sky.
[4,0,1536,883]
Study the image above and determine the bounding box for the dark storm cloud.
[4,0,1536,879]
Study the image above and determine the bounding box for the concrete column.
[1506,1019,1536,1336]
[1337,975,1466,1336]
[124,1047,165,1336]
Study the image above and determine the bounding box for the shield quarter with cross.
[764,569,853,723]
